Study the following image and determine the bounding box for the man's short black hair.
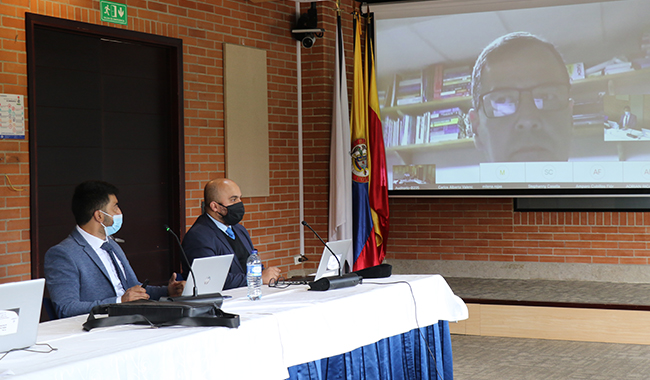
[624,106,631,111]
[471,31,570,109]
[71,180,119,226]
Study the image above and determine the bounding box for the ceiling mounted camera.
[292,2,324,49]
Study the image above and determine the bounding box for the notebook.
[0,278,45,353]
[181,254,234,296]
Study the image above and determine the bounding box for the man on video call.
[468,32,574,162]
[182,178,281,290]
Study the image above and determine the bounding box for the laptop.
[0,278,45,353]
[314,239,353,280]
[289,239,353,284]
[182,254,234,296]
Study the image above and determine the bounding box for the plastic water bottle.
[246,249,262,300]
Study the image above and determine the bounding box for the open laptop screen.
[315,239,353,280]
[0,278,45,353]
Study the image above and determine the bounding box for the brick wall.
[1,0,648,284]
[0,0,359,283]
[387,198,650,265]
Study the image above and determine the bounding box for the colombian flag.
[351,12,389,271]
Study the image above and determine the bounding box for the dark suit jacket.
[181,214,254,290]
[44,228,167,319]
[620,113,638,129]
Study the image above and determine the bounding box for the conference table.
[1,275,468,380]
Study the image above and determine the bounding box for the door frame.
[25,13,185,278]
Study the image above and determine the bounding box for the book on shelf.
[431,116,461,127]
[430,106,462,119]
[394,71,425,106]
[566,62,585,81]
[603,61,633,75]
[423,63,444,101]
[442,75,471,86]
[440,88,470,99]
[428,124,460,143]
[442,65,471,80]
[441,81,471,92]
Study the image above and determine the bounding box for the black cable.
[364,281,445,380]
[0,342,58,361]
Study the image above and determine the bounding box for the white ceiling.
[374,0,650,79]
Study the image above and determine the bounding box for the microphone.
[301,220,360,291]
[164,224,223,306]
[301,220,342,277]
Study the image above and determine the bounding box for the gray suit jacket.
[44,228,167,319]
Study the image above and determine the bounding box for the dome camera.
[301,33,316,48]
[292,2,324,49]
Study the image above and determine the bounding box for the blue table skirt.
[287,321,453,380]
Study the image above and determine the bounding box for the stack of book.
[383,115,415,147]
[586,57,634,77]
[427,107,465,142]
[395,72,425,106]
[440,66,471,99]
[604,61,633,75]
[382,106,466,148]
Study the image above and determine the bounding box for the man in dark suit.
[44,180,185,319]
[182,178,281,289]
[619,106,638,130]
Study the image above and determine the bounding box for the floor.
[446,277,650,379]
[451,335,650,380]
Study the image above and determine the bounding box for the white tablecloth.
[1,275,467,380]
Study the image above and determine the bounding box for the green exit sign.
[100,0,128,25]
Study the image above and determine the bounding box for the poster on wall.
[0,94,25,139]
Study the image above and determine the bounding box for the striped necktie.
[101,242,127,289]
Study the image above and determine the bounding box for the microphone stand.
[301,221,360,291]
[164,224,224,306]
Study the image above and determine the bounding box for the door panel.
[27,14,184,285]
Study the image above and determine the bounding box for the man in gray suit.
[45,180,185,319]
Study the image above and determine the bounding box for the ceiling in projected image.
[374,0,650,197]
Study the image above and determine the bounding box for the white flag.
[329,15,352,242]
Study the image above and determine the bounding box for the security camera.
[301,33,316,48]
[292,3,324,49]
[291,28,323,48]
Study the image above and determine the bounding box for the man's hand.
[121,285,150,302]
[261,266,281,285]
[167,272,186,297]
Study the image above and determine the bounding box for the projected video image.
[375,0,650,194]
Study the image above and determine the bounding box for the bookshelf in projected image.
[382,68,650,186]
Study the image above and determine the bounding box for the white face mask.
[100,210,123,236]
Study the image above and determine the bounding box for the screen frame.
[373,0,650,200]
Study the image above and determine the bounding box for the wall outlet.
[294,255,301,265]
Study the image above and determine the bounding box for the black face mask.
[219,201,245,225]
